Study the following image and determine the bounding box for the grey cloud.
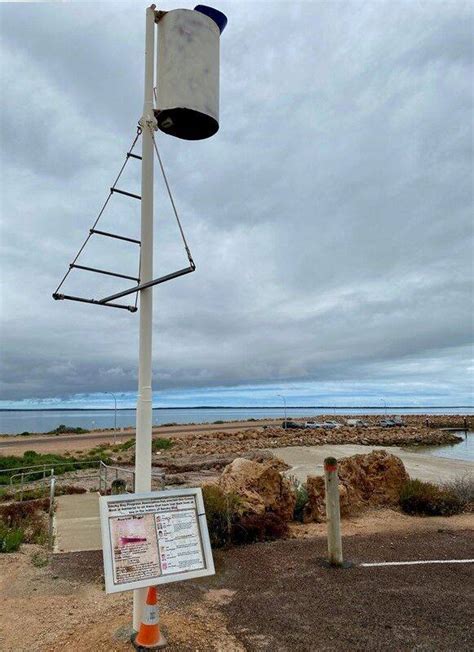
[0,1,472,403]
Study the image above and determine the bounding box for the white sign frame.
[99,487,215,594]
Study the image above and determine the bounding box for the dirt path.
[0,421,281,455]
[1,516,472,651]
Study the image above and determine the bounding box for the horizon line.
[0,405,473,412]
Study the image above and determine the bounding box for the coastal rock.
[304,450,409,522]
[218,458,296,521]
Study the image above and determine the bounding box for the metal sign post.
[133,4,157,630]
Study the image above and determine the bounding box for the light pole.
[380,398,387,415]
[106,392,117,443]
[277,394,287,428]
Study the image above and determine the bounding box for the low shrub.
[0,498,49,526]
[293,482,309,523]
[0,450,112,485]
[399,479,464,516]
[441,475,474,512]
[31,550,49,567]
[47,424,89,435]
[88,444,110,457]
[0,498,49,550]
[1,484,86,503]
[288,474,308,522]
[119,439,135,451]
[202,485,289,547]
[0,525,23,552]
[213,420,225,424]
[152,438,173,452]
[202,485,241,548]
[111,479,127,494]
[158,422,178,428]
[231,512,289,545]
[0,487,46,502]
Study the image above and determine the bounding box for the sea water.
[0,406,472,435]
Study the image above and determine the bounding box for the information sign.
[99,488,215,594]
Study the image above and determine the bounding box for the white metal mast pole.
[133,3,157,632]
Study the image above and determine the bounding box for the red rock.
[304,450,409,522]
[218,458,296,521]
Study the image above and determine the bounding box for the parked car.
[380,419,398,427]
[321,421,341,429]
[304,422,323,429]
[346,419,369,427]
[392,416,406,426]
[282,420,305,430]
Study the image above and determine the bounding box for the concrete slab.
[272,444,474,484]
[54,492,102,553]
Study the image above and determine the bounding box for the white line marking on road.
[361,559,474,567]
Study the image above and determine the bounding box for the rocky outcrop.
[218,458,296,521]
[155,449,287,474]
[149,425,462,461]
[304,450,409,522]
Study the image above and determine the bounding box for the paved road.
[274,443,474,483]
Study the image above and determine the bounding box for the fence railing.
[3,460,165,498]
[3,461,166,551]
[98,461,165,493]
[48,475,56,550]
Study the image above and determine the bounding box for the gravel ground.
[206,529,474,651]
[46,526,474,652]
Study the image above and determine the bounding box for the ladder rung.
[70,263,139,282]
[53,293,137,312]
[127,153,142,160]
[90,229,141,245]
[111,188,141,200]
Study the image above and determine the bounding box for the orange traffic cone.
[131,586,167,650]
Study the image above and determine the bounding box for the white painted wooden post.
[324,457,343,566]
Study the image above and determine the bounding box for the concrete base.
[317,558,354,569]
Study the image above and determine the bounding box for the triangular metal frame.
[52,127,195,313]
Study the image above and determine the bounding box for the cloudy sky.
[0,0,472,409]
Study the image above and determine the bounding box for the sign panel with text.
[99,488,214,593]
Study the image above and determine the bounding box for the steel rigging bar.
[99,264,195,304]
[52,293,137,312]
[111,188,142,200]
